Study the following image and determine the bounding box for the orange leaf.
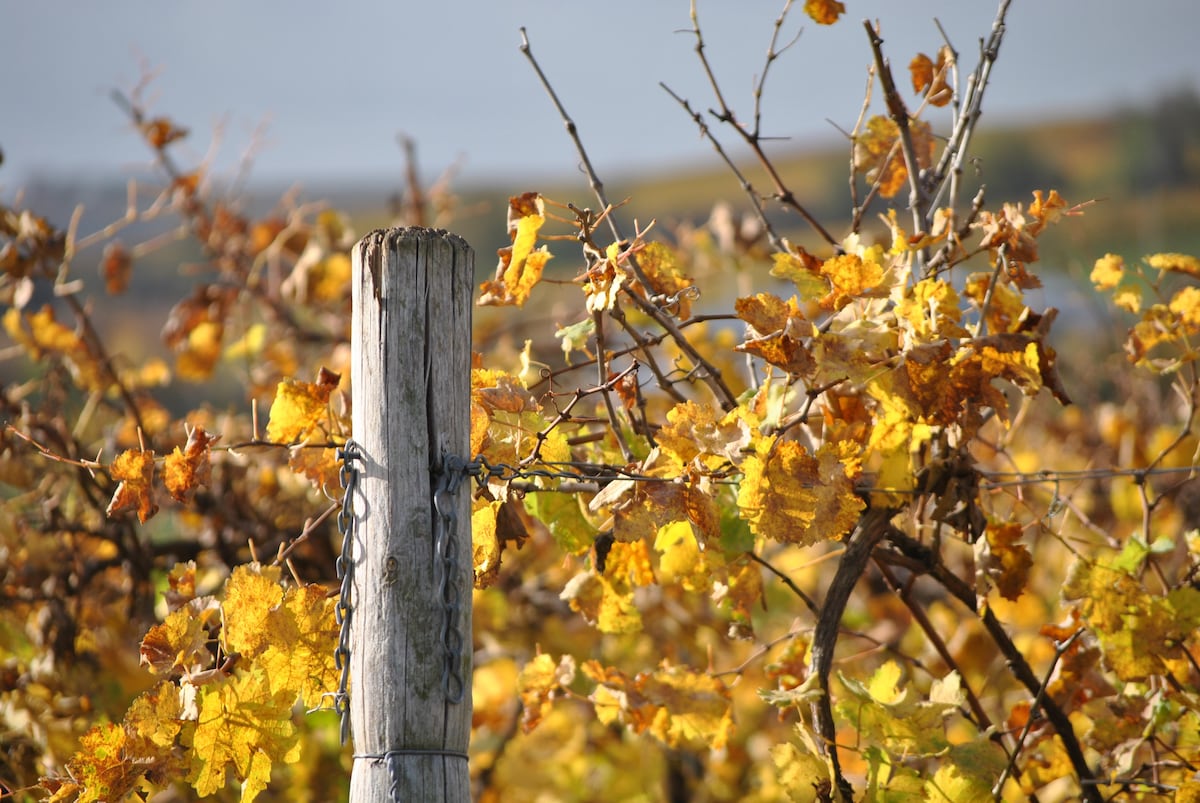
[141,117,188,149]
[99,240,133,294]
[163,426,217,502]
[854,115,935,199]
[909,46,953,107]
[287,446,340,492]
[981,522,1033,601]
[106,448,158,522]
[803,0,845,25]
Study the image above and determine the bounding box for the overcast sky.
[3,1,1198,189]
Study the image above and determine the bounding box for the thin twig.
[927,0,1013,218]
[749,552,820,616]
[993,629,1083,797]
[519,27,739,411]
[684,2,840,250]
[660,83,784,253]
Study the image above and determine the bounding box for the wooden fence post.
[348,228,473,802]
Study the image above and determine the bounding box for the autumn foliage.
[4,2,1200,802]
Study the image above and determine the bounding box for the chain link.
[332,439,361,745]
[433,453,470,703]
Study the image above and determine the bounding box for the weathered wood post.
[349,228,473,801]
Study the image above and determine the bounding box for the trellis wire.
[466,456,1199,494]
[327,443,1195,761]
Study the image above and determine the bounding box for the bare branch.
[684,3,841,250]
[863,20,928,250]
[927,0,1013,219]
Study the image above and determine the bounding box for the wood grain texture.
[349,228,473,802]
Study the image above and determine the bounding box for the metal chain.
[433,453,470,704]
[332,439,361,745]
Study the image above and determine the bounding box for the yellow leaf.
[720,557,765,640]
[473,657,519,733]
[771,737,832,802]
[61,723,135,803]
[925,741,1009,802]
[57,681,190,802]
[265,370,339,443]
[192,670,300,801]
[964,271,1026,334]
[1178,781,1200,803]
[1147,251,1200,278]
[106,448,159,523]
[654,520,707,591]
[970,336,1044,394]
[1090,253,1125,290]
[896,277,967,341]
[1063,560,1200,682]
[1169,285,1200,327]
[222,563,284,658]
[124,681,184,752]
[771,252,830,304]
[635,241,694,319]
[560,571,642,633]
[517,652,576,732]
[139,598,220,676]
[820,252,885,308]
[1113,282,1143,314]
[867,660,906,705]
[656,400,756,469]
[224,322,267,360]
[478,193,551,307]
[472,498,503,589]
[308,252,352,302]
[258,583,340,708]
[736,439,863,545]
[584,242,626,313]
[603,539,656,588]
[177,320,223,381]
[586,661,734,749]
[3,304,81,355]
[854,116,935,199]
